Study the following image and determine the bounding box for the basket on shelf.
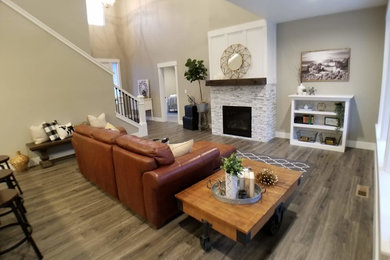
[296,130,318,142]
[319,132,342,146]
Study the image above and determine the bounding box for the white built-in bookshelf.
[288,94,354,152]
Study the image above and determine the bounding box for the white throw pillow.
[168,139,194,158]
[55,123,75,140]
[87,113,107,128]
[30,123,49,144]
[105,122,119,131]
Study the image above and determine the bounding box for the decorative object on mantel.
[184,58,209,130]
[256,168,278,186]
[221,153,243,199]
[220,44,251,79]
[10,151,29,172]
[301,48,350,82]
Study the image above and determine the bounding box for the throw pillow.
[105,122,119,131]
[87,113,107,128]
[168,139,194,158]
[29,123,49,144]
[55,123,75,140]
[42,121,60,141]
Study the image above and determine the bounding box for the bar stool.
[0,189,42,259]
[0,155,10,169]
[0,169,23,195]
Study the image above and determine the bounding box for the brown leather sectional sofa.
[72,125,236,228]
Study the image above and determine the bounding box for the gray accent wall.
[277,7,386,143]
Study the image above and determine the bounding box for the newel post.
[137,95,148,136]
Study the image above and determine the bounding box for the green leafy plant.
[184,58,208,103]
[221,153,243,177]
[335,102,345,130]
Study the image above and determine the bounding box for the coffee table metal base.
[199,202,286,251]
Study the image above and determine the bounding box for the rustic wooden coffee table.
[175,158,303,251]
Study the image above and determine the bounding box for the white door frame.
[157,61,180,123]
[96,58,122,87]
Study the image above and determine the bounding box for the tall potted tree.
[184,58,208,112]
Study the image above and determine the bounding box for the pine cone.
[256,168,278,186]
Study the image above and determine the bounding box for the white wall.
[208,20,276,83]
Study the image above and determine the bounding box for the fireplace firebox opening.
[223,106,251,138]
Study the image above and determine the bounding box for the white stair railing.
[114,85,148,136]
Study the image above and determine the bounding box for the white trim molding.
[1,0,113,75]
[275,131,375,151]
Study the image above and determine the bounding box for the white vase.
[297,83,305,95]
[225,172,238,199]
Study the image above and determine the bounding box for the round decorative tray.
[211,181,262,204]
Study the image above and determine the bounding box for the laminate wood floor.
[1,121,374,259]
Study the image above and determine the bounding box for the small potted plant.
[184,58,208,112]
[221,153,243,199]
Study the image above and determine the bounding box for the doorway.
[157,61,180,123]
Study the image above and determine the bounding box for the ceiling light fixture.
[101,0,115,8]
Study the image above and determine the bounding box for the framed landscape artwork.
[301,48,350,82]
[137,79,150,97]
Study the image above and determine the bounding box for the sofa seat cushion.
[116,135,175,166]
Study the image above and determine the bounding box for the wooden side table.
[144,98,153,118]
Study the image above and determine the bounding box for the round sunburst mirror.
[220,44,251,79]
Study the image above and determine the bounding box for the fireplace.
[223,106,251,138]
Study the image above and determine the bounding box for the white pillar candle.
[239,171,245,190]
[249,171,255,198]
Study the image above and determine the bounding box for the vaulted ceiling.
[227,0,387,23]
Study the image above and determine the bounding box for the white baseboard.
[274,131,375,151]
[275,131,290,139]
[150,117,165,122]
[346,140,376,151]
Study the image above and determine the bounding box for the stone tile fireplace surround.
[210,83,276,142]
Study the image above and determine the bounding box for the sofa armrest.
[142,147,220,228]
[117,126,127,135]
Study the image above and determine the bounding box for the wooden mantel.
[205,77,267,86]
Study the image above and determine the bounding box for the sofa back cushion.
[74,124,95,137]
[72,132,118,199]
[116,135,174,166]
[92,128,123,144]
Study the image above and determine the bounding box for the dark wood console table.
[26,137,73,168]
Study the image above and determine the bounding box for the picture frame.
[137,79,150,97]
[324,117,339,127]
[301,48,350,82]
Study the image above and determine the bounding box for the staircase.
[114,85,148,136]
[0,0,148,137]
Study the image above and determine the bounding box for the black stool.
[0,189,42,259]
[0,155,10,169]
[0,169,23,195]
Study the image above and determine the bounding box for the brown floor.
[1,121,374,259]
